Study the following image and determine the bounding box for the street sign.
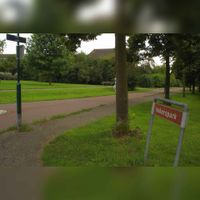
[6,33,27,130]
[17,45,25,59]
[144,98,189,167]
[154,103,183,125]
[6,34,26,43]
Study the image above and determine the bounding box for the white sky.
[0,33,115,55]
[0,33,30,54]
[0,33,162,65]
[77,34,115,54]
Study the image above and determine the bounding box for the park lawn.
[0,87,115,104]
[42,93,200,167]
[0,80,151,104]
[0,80,104,90]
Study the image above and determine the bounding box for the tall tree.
[128,34,177,99]
[173,34,200,95]
[114,0,129,136]
[114,33,129,136]
[26,34,68,84]
[127,34,147,63]
[26,34,97,84]
[147,34,177,99]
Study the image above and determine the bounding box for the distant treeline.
[0,33,182,90]
[0,53,181,89]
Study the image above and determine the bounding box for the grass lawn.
[0,80,104,90]
[0,80,151,104]
[42,93,200,167]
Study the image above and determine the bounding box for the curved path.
[0,88,180,166]
[0,88,166,131]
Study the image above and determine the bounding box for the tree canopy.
[26,33,98,84]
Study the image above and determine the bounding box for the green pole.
[16,33,22,129]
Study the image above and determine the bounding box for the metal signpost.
[144,97,189,167]
[6,33,26,129]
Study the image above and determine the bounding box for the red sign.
[154,103,183,125]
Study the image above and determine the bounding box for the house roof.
[88,48,115,59]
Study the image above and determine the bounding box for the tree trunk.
[114,33,129,136]
[165,54,170,99]
[182,71,186,97]
[49,72,52,85]
[189,85,192,92]
[192,79,196,94]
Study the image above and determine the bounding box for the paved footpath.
[0,88,180,166]
[0,88,166,131]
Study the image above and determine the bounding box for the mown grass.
[0,80,151,104]
[0,80,114,104]
[0,80,104,90]
[42,93,200,167]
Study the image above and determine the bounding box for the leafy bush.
[127,64,137,90]
[136,73,181,88]
[138,75,153,88]
[0,72,16,80]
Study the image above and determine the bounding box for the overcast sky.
[0,33,115,54]
[0,33,162,65]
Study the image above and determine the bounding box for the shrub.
[138,75,153,88]
[0,72,16,80]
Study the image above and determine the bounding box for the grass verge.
[0,123,32,134]
[33,108,94,125]
[0,107,96,134]
[42,93,200,167]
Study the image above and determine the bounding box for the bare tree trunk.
[189,85,192,92]
[182,71,186,97]
[165,53,170,99]
[49,76,52,85]
[114,33,129,136]
[192,79,196,94]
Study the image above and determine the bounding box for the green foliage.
[127,63,181,88]
[65,54,115,85]
[128,33,200,93]
[147,34,178,58]
[127,34,147,62]
[26,34,69,84]
[24,34,115,85]
[172,34,200,93]
[62,34,98,52]
[0,55,16,74]
[127,63,137,90]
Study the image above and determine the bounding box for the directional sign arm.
[6,34,26,43]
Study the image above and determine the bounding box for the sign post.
[144,97,189,167]
[6,33,26,130]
